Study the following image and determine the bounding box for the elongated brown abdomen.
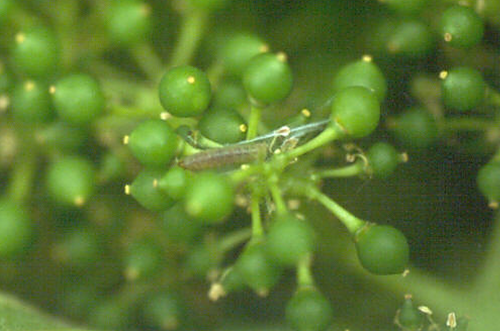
[178,142,267,171]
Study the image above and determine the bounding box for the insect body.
[178,142,268,171]
[178,119,331,171]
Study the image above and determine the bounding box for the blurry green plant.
[0,0,499,331]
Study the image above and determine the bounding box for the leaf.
[0,291,94,331]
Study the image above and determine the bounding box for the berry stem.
[54,0,79,69]
[168,11,208,67]
[283,125,343,162]
[7,127,36,203]
[246,105,263,140]
[250,189,264,239]
[130,43,164,82]
[440,117,495,133]
[473,211,500,296]
[297,254,315,288]
[305,185,365,236]
[313,160,365,179]
[267,173,287,215]
[218,228,252,253]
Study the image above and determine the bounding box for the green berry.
[107,0,151,46]
[97,152,126,182]
[386,19,435,58]
[219,267,246,294]
[396,295,423,331]
[217,33,268,76]
[141,291,184,330]
[46,156,96,207]
[158,166,191,200]
[129,168,175,212]
[265,213,316,266]
[12,26,59,78]
[477,161,500,205]
[242,52,293,105]
[389,107,438,148]
[332,56,387,102]
[128,119,179,168]
[162,203,202,243]
[52,227,101,268]
[235,241,282,294]
[441,67,486,111]
[381,0,429,15]
[440,5,484,48]
[367,142,401,179]
[285,287,333,331]
[11,80,53,123]
[51,74,105,125]
[36,122,87,153]
[185,242,221,277]
[124,238,163,281]
[212,79,248,109]
[183,172,234,223]
[330,86,380,138]
[354,223,409,275]
[159,65,212,117]
[0,199,33,258]
[198,107,246,144]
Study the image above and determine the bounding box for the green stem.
[268,174,287,215]
[283,125,343,162]
[473,211,500,295]
[306,186,365,235]
[168,11,208,67]
[440,117,495,133]
[229,163,263,185]
[314,160,365,179]
[218,228,252,253]
[7,128,36,203]
[297,255,315,288]
[54,0,79,69]
[250,189,264,239]
[130,43,164,83]
[246,105,263,140]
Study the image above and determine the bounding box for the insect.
[178,142,268,171]
[178,119,331,171]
